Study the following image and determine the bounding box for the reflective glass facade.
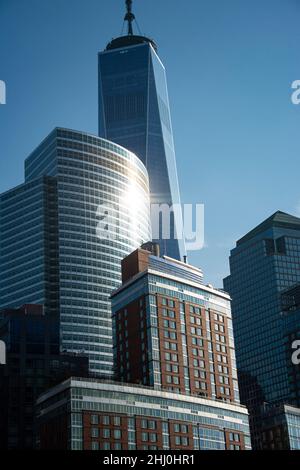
[260,404,300,450]
[1,128,151,376]
[286,407,300,450]
[223,211,300,448]
[98,41,185,260]
[0,177,59,317]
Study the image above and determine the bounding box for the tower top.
[125,0,135,36]
[105,0,157,52]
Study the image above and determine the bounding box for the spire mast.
[125,0,135,36]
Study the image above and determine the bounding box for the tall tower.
[98,1,185,261]
[224,211,300,449]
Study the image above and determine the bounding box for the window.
[276,236,286,254]
[174,423,180,433]
[103,429,110,439]
[181,437,188,446]
[265,238,275,256]
[230,433,240,442]
[91,441,99,450]
[141,432,148,442]
[91,428,99,438]
[103,416,110,425]
[90,415,99,425]
[141,419,147,429]
[114,416,121,426]
[150,433,157,443]
[114,430,121,440]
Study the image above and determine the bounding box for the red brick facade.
[115,293,235,403]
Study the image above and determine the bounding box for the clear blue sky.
[0,0,300,286]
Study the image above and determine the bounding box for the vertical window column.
[128,417,136,450]
[180,302,190,394]
[162,422,170,450]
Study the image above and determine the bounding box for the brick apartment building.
[36,244,251,450]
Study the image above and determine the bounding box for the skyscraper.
[98,1,185,261]
[0,128,151,376]
[0,176,59,318]
[224,211,300,449]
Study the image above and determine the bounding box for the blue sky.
[0,0,300,286]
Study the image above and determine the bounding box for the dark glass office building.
[224,211,300,449]
[0,304,88,449]
[98,5,185,261]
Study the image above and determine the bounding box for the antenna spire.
[125,0,135,36]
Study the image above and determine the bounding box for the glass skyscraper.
[0,176,59,318]
[0,128,151,376]
[223,211,300,448]
[98,9,185,261]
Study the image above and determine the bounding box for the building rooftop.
[105,0,157,52]
[106,34,157,52]
[111,246,230,301]
[36,376,248,415]
[237,211,300,246]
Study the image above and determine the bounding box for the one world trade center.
[98,0,185,260]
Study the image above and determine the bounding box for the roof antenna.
[125,0,135,36]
